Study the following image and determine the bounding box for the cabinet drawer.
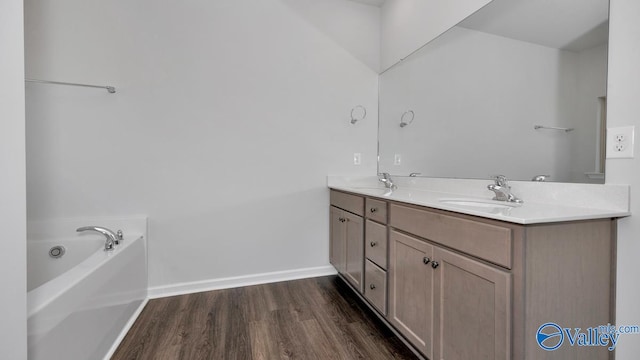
[330,190,364,216]
[366,198,387,224]
[364,259,387,315]
[390,204,512,269]
[366,220,387,269]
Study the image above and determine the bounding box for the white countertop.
[328,176,631,225]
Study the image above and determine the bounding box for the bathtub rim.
[27,234,144,318]
[27,237,105,292]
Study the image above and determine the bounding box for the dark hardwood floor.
[112,275,418,360]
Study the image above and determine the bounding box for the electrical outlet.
[394,154,402,165]
[353,153,361,165]
[607,126,635,159]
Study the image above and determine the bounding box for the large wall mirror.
[378,0,609,183]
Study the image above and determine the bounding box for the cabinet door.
[388,230,434,358]
[329,206,346,274]
[433,247,511,360]
[343,211,364,292]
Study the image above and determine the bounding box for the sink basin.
[351,187,395,197]
[439,198,520,213]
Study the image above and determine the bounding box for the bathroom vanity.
[328,178,628,360]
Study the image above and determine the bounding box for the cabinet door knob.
[423,257,430,265]
[370,241,377,247]
[370,284,376,290]
[431,261,439,269]
[370,207,378,213]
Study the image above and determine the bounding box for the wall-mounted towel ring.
[350,105,367,124]
[400,110,414,128]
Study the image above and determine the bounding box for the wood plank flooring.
[112,275,418,360]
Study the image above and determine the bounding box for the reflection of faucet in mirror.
[532,175,551,182]
[409,172,421,177]
[487,175,523,204]
[378,173,397,190]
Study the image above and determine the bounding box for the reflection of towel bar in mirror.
[25,79,116,94]
[400,110,414,128]
[534,125,574,132]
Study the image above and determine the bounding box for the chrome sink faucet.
[487,175,523,204]
[378,172,397,190]
[77,226,121,251]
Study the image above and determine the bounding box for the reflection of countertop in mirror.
[327,176,630,224]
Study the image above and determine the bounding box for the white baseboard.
[103,297,149,360]
[148,265,338,299]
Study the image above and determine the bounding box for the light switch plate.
[353,153,361,165]
[394,154,402,165]
[607,126,635,159]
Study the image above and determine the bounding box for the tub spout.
[76,226,118,251]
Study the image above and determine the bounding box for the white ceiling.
[459,0,609,51]
[346,0,608,51]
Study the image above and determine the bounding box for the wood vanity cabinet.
[432,246,510,360]
[330,191,364,292]
[389,229,510,360]
[330,190,616,360]
[388,230,435,357]
[364,197,389,315]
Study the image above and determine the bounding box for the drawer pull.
[370,284,376,290]
[423,257,430,265]
[431,261,440,269]
[370,241,377,247]
[370,207,378,213]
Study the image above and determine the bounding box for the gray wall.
[24,0,380,292]
[0,0,27,357]
[607,0,640,358]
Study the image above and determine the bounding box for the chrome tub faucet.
[76,226,122,251]
[487,175,523,204]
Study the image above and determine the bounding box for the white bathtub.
[27,228,147,360]
[27,237,107,292]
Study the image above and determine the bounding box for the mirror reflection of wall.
[378,0,609,184]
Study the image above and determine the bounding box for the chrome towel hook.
[400,110,414,128]
[350,105,367,124]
